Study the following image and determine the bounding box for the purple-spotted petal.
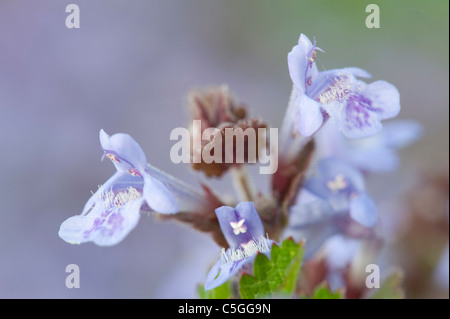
[333,96,383,139]
[93,199,143,246]
[215,202,265,249]
[321,78,399,139]
[143,174,178,214]
[362,80,400,120]
[349,192,377,227]
[59,197,143,246]
[100,129,147,172]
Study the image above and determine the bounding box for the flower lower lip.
[220,236,270,264]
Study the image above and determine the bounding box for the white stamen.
[220,235,271,264]
[327,174,347,193]
[318,76,354,105]
[106,153,120,163]
[114,187,141,207]
[127,168,142,177]
[96,185,142,210]
[230,218,247,235]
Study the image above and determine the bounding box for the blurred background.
[0,0,448,298]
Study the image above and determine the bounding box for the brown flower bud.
[187,85,269,177]
[188,85,246,130]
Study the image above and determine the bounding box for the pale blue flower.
[59,130,178,246]
[303,158,377,227]
[316,120,423,172]
[205,202,274,291]
[287,34,400,138]
[285,157,376,259]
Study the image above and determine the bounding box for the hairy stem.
[279,86,313,163]
[146,163,211,211]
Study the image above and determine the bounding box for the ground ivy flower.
[285,157,377,258]
[204,202,274,291]
[316,120,423,172]
[58,130,178,246]
[304,157,377,227]
[287,33,400,138]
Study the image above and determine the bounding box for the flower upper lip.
[204,202,275,291]
[99,129,148,172]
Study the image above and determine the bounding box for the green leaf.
[239,238,305,299]
[312,285,342,299]
[198,281,232,299]
[370,270,404,299]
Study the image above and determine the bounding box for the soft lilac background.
[0,0,448,298]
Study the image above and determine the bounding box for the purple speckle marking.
[345,93,381,131]
[83,215,108,238]
[82,210,124,239]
